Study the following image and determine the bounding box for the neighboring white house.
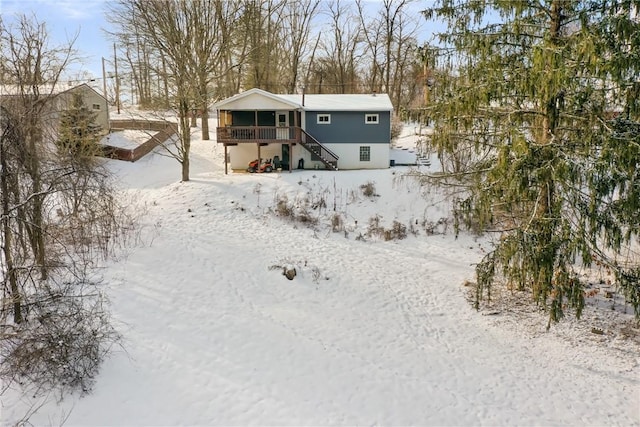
[57,83,110,133]
[0,82,109,135]
[213,88,394,172]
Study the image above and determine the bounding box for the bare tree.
[186,0,241,140]
[356,0,421,107]
[108,0,244,176]
[1,15,125,399]
[106,7,159,108]
[1,15,77,288]
[239,0,287,91]
[280,0,321,93]
[308,0,363,94]
[109,0,199,181]
[216,0,248,98]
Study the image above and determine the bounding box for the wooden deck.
[217,125,339,173]
[216,126,301,145]
[102,119,177,162]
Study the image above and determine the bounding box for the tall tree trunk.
[532,0,563,301]
[179,101,191,182]
[26,118,47,280]
[199,82,210,140]
[201,107,210,140]
[1,129,22,324]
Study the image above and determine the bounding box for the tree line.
[102,0,424,181]
[105,0,424,112]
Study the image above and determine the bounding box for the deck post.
[254,110,258,141]
[292,112,298,174]
[224,144,228,175]
[257,143,261,170]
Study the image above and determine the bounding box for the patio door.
[276,111,288,140]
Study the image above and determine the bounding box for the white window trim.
[317,114,331,124]
[364,113,379,124]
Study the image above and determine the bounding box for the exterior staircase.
[299,129,339,170]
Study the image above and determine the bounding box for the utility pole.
[102,57,110,131]
[102,57,108,99]
[114,43,120,114]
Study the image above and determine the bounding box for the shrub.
[272,194,317,225]
[391,220,407,240]
[360,181,378,198]
[365,216,408,241]
[275,195,294,218]
[366,215,385,238]
[422,217,451,235]
[0,281,120,397]
[331,213,344,232]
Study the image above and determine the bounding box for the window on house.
[359,146,371,162]
[317,114,331,124]
[92,104,101,110]
[365,113,379,124]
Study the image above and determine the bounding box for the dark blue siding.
[304,111,390,144]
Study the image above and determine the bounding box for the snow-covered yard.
[2,119,639,426]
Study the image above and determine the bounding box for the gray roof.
[279,93,394,112]
[213,88,393,112]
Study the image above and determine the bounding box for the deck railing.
[216,126,300,144]
[299,129,339,170]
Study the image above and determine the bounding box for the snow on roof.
[212,88,302,109]
[0,82,104,99]
[100,129,153,149]
[279,93,393,112]
[213,88,393,112]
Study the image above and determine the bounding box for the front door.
[281,144,290,169]
[276,111,288,140]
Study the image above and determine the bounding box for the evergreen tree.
[57,92,103,162]
[422,0,640,326]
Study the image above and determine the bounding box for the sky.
[1,0,114,79]
[1,0,440,86]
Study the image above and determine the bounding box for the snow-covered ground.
[2,118,639,426]
[100,129,154,149]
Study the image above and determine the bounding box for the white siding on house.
[229,142,389,171]
[75,86,109,132]
[323,143,389,169]
[229,144,286,170]
[285,142,389,170]
[58,84,109,134]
